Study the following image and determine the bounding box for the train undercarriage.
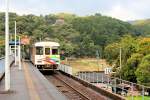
[35,64,59,71]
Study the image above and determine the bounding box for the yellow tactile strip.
[23,62,40,100]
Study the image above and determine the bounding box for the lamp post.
[5,0,10,91]
[15,21,17,66]
[18,36,21,70]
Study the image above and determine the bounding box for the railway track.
[45,73,90,100]
[45,72,109,100]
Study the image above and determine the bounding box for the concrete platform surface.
[0,61,67,100]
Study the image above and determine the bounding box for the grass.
[61,58,111,75]
[127,96,150,100]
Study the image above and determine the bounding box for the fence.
[59,64,73,75]
[59,64,150,100]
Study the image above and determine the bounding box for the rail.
[46,72,107,100]
[53,74,91,100]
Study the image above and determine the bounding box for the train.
[30,41,60,70]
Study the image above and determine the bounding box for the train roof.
[34,41,60,47]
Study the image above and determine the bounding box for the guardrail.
[59,64,72,75]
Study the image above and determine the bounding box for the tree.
[135,54,150,86]
[104,43,120,64]
[120,35,139,62]
[104,35,142,82]
[76,34,98,57]
[121,53,143,82]
[32,29,43,42]
[0,12,141,58]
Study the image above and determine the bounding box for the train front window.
[36,47,43,55]
[45,48,50,55]
[52,49,58,55]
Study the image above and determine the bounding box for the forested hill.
[1,12,149,85]
[129,19,150,37]
[0,12,138,57]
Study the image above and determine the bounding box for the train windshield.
[52,49,58,55]
[45,48,50,55]
[36,46,43,55]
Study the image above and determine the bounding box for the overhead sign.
[21,36,30,45]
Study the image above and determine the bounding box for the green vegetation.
[0,12,137,58]
[104,35,150,85]
[136,54,150,86]
[0,12,150,85]
[130,19,150,37]
[127,96,150,100]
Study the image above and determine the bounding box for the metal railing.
[59,64,150,100]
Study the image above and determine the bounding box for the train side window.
[36,47,43,55]
[52,49,58,55]
[45,48,50,55]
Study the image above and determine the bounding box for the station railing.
[59,64,150,100]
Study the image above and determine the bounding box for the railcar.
[30,41,60,70]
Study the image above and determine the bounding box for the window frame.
[52,48,59,55]
[36,46,43,55]
[45,47,51,55]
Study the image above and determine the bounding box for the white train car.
[30,41,60,70]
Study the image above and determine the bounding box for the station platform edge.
[0,61,67,100]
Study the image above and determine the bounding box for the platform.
[0,61,67,100]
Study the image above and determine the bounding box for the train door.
[35,46,44,65]
[51,47,60,65]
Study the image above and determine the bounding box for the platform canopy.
[9,41,21,45]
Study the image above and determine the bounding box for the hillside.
[129,19,150,37]
[0,12,138,57]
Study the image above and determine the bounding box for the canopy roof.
[9,41,20,45]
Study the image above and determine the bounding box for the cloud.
[0,0,150,21]
[102,0,150,21]
[104,4,140,21]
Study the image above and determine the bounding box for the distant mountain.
[129,19,150,37]
[129,19,150,25]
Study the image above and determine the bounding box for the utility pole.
[120,47,122,79]
[5,0,10,91]
[15,21,17,66]
[96,50,100,71]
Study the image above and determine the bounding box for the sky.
[0,0,150,21]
